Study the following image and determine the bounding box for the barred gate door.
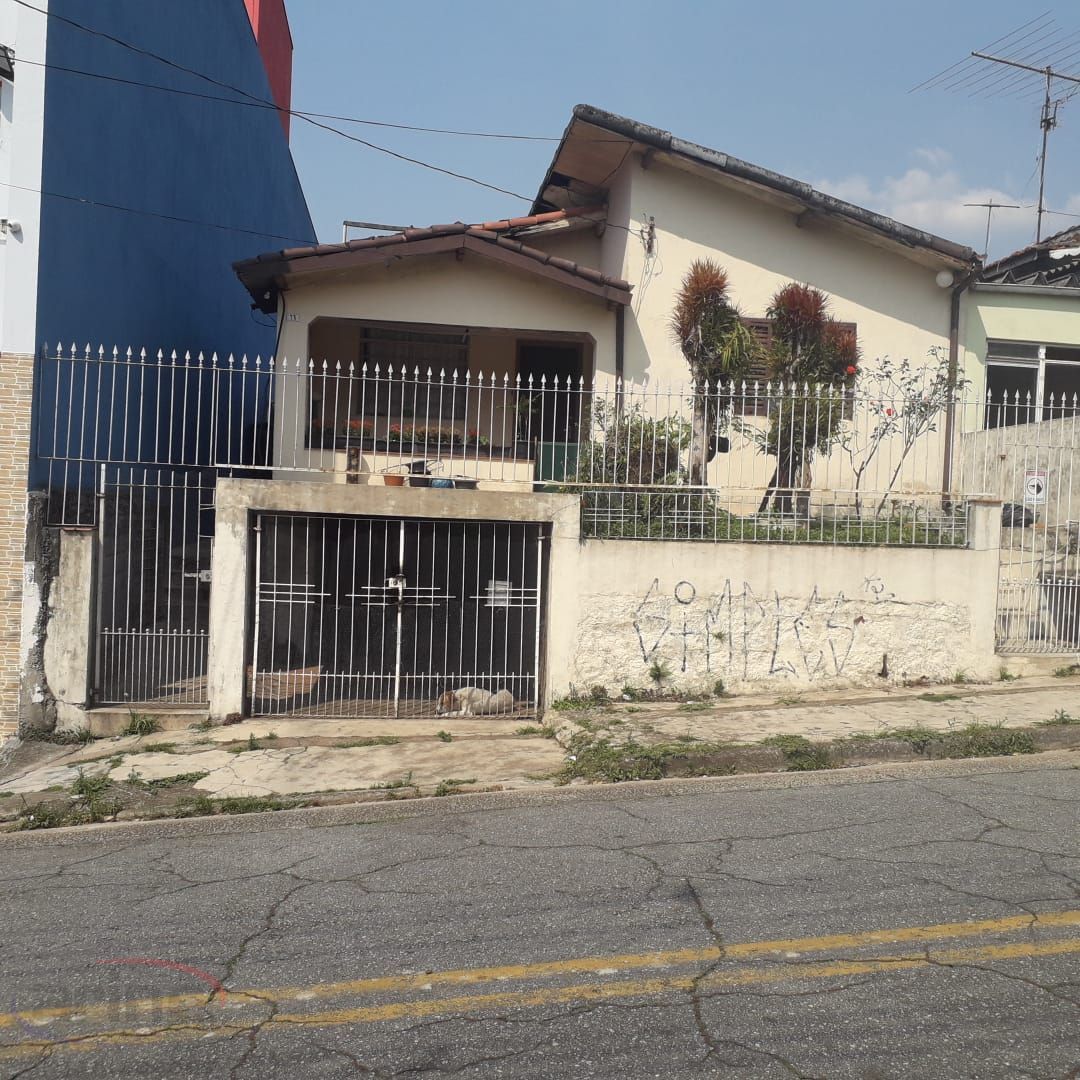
[250,515,544,717]
[94,467,214,705]
[974,415,1080,654]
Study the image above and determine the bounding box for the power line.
[0,179,320,244]
[13,56,563,142]
[9,0,535,202]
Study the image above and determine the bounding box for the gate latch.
[386,574,407,601]
[184,569,212,584]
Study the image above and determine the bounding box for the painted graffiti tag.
[633,578,868,681]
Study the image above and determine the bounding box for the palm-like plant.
[670,259,758,483]
[757,283,859,514]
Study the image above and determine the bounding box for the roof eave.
[534,104,979,271]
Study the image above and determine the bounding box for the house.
[234,104,980,505]
[29,104,1043,731]
[1,0,315,737]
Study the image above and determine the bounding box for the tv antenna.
[913,12,1080,241]
[963,198,1021,256]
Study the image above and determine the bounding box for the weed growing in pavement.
[551,684,611,711]
[952,670,970,685]
[124,713,161,737]
[140,743,178,754]
[514,725,557,738]
[773,694,806,707]
[172,795,216,819]
[934,723,1034,758]
[918,692,961,703]
[1053,663,1080,677]
[141,772,210,790]
[337,736,401,748]
[18,768,120,829]
[370,773,417,797]
[22,727,95,746]
[436,730,453,743]
[676,701,712,713]
[998,667,1019,682]
[216,796,286,815]
[557,733,741,784]
[192,719,214,732]
[759,734,832,771]
[1036,709,1079,726]
[433,778,477,797]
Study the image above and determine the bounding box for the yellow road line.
[2,937,1077,1061]
[1,909,1076,1031]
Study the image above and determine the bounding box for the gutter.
[971,282,1080,299]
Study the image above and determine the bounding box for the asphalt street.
[0,753,1078,1078]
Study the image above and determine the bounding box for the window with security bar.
[735,318,858,416]
[356,327,469,419]
[985,339,1080,428]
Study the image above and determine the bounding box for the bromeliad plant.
[747,283,860,515]
[670,259,759,484]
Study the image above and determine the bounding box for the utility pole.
[963,198,1021,256]
[971,51,1080,240]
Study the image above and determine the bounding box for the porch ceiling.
[235,218,632,314]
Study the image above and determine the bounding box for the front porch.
[278,317,598,489]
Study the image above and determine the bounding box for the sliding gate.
[250,515,544,716]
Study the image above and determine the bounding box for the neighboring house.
[964,226,1080,424]
[0,0,315,736]
[959,228,1080,653]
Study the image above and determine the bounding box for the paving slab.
[106,741,565,798]
[572,681,1080,747]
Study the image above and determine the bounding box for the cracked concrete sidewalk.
[1,675,1077,806]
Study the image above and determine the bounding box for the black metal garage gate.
[250,515,545,717]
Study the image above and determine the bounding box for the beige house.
[238,103,980,385]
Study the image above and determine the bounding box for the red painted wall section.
[244,0,293,138]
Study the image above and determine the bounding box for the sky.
[288,1,1080,260]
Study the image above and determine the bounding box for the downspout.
[614,303,625,413]
[942,267,978,501]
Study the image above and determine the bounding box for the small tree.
[841,350,960,519]
[670,260,759,484]
[755,283,859,514]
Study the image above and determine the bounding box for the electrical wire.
[9,0,535,202]
[0,179,321,243]
[12,56,563,141]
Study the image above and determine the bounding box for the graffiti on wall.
[632,576,895,680]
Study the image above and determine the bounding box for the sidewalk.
[1,675,1077,826]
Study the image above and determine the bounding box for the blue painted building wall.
[35,0,313,351]
[31,0,314,487]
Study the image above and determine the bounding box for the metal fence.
[38,344,1011,547]
[961,401,1079,654]
[35,344,1080,706]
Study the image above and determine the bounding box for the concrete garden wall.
[549,501,1001,697]
[39,487,1000,731]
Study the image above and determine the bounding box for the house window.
[734,317,857,416]
[985,340,1080,428]
[356,327,469,420]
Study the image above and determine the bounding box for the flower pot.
[382,474,406,487]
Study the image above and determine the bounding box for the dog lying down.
[435,687,515,716]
